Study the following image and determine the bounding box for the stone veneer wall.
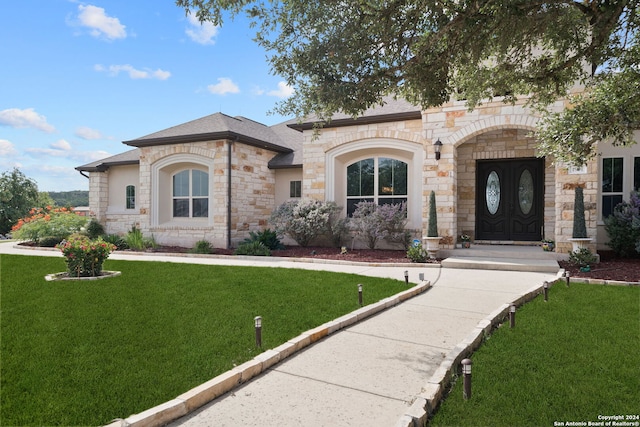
[94,140,277,248]
[300,96,598,251]
[455,129,556,242]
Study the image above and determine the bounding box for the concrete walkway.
[0,242,561,426]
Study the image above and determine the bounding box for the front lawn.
[0,254,409,426]
[429,281,640,427]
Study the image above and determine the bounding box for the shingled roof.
[76,98,423,172]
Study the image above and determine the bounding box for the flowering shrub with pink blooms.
[57,234,116,277]
[11,206,87,245]
[349,201,408,249]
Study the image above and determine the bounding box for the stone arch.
[445,114,540,148]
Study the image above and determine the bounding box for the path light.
[543,281,549,302]
[461,358,472,400]
[509,304,516,328]
[565,271,571,287]
[419,272,425,281]
[404,270,409,284]
[254,316,262,348]
[358,284,363,307]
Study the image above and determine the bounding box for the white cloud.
[0,108,56,133]
[207,77,240,95]
[51,139,72,151]
[268,81,295,99]
[75,126,103,140]
[95,64,171,80]
[77,5,126,40]
[185,12,219,45]
[0,139,18,157]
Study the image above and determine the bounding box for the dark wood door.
[476,158,544,241]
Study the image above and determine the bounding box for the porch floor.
[440,243,565,273]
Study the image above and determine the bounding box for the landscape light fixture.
[358,284,363,307]
[565,271,570,287]
[543,281,549,302]
[434,138,443,160]
[510,304,516,328]
[404,270,409,284]
[461,358,472,400]
[254,316,262,348]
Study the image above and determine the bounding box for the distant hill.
[49,191,89,207]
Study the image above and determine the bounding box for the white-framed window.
[290,180,302,198]
[125,185,136,210]
[346,157,408,216]
[601,157,624,218]
[172,169,209,218]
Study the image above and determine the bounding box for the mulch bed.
[158,245,639,283]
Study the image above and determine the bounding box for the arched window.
[173,169,209,218]
[125,185,136,210]
[346,157,407,216]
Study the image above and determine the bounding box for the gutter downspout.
[79,171,90,179]
[227,139,236,250]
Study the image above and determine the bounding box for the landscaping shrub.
[241,229,285,250]
[103,234,128,250]
[406,244,427,263]
[190,239,213,254]
[85,218,105,239]
[57,233,116,277]
[125,225,157,251]
[604,190,640,257]
[11,206,87,244]
[349,201,408,249]
[234,241,271,256]
[568,247,598,268]
[270,199,342,247]
[38,236,64,248]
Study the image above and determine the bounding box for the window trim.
[289,180,302,198]
[172,169,209,218]
[346,156,408,216]
[125,185,136,210]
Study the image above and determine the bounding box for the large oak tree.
[178,0,639,165]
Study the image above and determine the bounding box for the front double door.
[476,158,544,241]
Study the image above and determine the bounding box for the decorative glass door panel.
[476,159,543,241]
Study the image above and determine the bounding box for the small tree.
[427,191,438,237]
[572,186,588,238]
[0,168,39,235]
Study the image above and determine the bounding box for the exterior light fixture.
[461,358,472,399]
[254,316,262,348]
[565,271,570,287]
[419,272,425,281]
[434,138,443,160]
[510,304,516,328]
[543,281,549,302]
[404,270,409,284]
[358,284,363,307]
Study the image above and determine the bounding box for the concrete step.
[441,256,560,273]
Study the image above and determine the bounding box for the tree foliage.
[0,168,39,235]
[178,0,639,165]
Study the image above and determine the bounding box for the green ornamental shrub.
[234,241,271,256]
[241,229,285,250]
[190,239,213,254]
[427,191,438,237]
[406,245,428,263]
[103,234,128,250]
[11,206,87,244]
[85,218,105,239]
[572,186,588,238]
[57,233,116,277]
[604,190,640,257]
[568,247,598,268]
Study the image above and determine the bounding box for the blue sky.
[0,1,293,192]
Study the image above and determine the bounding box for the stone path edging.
[104,280,433,427]
[394,271,565,427]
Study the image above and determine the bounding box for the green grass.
[0,254,409,426]
[429,282,640,427]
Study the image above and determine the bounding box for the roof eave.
[124,131,292,154]
[287,111,423,131]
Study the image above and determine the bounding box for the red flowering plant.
[57,233,116,277]
[11,206,87,246]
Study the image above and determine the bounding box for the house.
[76,96,640,253]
